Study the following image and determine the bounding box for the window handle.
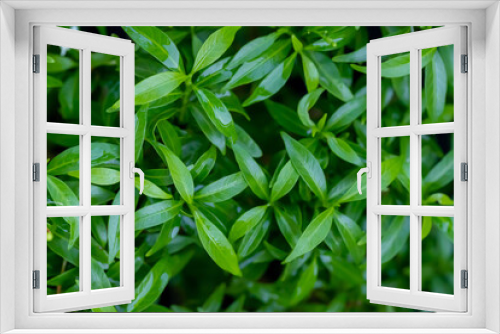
[130,162,144,195]
[357,162,372,195]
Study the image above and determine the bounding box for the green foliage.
[46,26,453,312]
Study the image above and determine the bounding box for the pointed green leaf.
[135,104,148,162]
[230,125,263,158]
[325,92,366,132]
[226,30,283,70]
[192,26,241,73]
[334,212,364,263]
[195,172,247,203]
[270,161,299,202]
[301,53,320,93]
[146,215,181,257]
[190,105,226,154]
[229,205,268,243]
[284,207,335,263]
[381,216,410,263]
[237,212,271,259]
[135,200,184,231]
[136,177,172,199]
[425,50,447,122]
[198,283,226,312]
[290,257,318,305]
[281,132,327,201]
[325,133,364,166]
[297,88,324,128]
[274,206,302,248]
[158,120,181,157]
[265,100,309,136]
[193,209,242,276]
[233,145,269,200]
[108,193,121,263]
[190,146,217,182]
[332,46,366,63]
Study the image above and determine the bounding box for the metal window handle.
[357,162,372,195]
[130,162,144,195]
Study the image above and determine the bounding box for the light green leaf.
[68,168,120,186]
[123,26,183,71]
[297,88,324,128]
[195,172,247,203]
[381,216,410,263]
[325,133,364,166]
[233,145,269,200]
[332,46,366,63]
[325,93,367,132]
[230,124,262,158]
[334,212,364,263]
[158,119,181,157]
[423,150,454,195]
[301,53,320,93]
[242,53,296,107]
[190,105,226,154]
[190,146,217,182]
[135,104,148,162]
[108,193,121,263]
[154,143,194,204]
[270,161,299,202]
[146,215,181,257]
[290,257,318,306]
[193,209,242,276]
[281,132,327,202]
[135,200,184,231]
[274,206,302,248]
[192,26,241,73]
[425,50,447,122]
[229,205,268,243]
[284,207,335,263]
[195,87,237,142]
[226,30,283,70]
[237,212,271,259]
[136,177,172,199]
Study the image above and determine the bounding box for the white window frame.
[366,26,467,312]
[0,1,499,333]
[33,26,136,312]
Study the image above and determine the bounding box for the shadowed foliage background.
[45,26,455,312]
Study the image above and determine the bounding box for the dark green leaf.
[423,150,454,194]
[193,209,242,276]
[325,93,366,132]
[381,216,410,263]
[146,215,181,257]
[158,119,181,156]
[198,283,226,312]
[108,193,121,263]
[284,207,335,263]
[238,212,271,259]
[233,145,269,200]
[242,53,296,107]
[290,257,318,305]
[190,105,226,154]
[195,172,247,203]
[334,212,364,263]
[425,50,447,122]
[265,100,309,137]
[192,26,241,73]
[274,206,302,248]
[91,259,111,290]
[135,104,148,162]
[281,132,327,202]
[226,30,283,70]
[297,88,324,128]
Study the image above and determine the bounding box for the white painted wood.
[33,26,135,313]
[8,5,488,333]
[366,26,468,312]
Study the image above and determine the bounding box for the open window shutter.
[33,26,136,312]
[364,26,467,312]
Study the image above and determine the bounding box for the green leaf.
[325,133,364,166]
[423,150,454,195]
[192,26,241,73]
[135,200,184,231]
[229,205,268,243]
[425,50,447,122]
[242,53,296,107]
[226,295,246,312]
[90,216,107,247]
[198,283,226,312]
[146,215,181,257]
[325,93,367,132]
[190,105,226,154]
[281,132,327,202]
[108,193,121,263]
[224,39,291,90]
[47,268,78,287]
[47,223,79,266]
[290,257,318,306]
[123,26,183,72]
[284,207,335,263]
[58,73,79,121]
[195,87,237,142]
[193,209,242,276]
[263,241,287,260]
[270,161,299,202]
[136,177,172,199]
[307,51,353,102]
[297,88,324,128]
[195,172,247,203]
[47,175,79,248]
[154,143,194,204]
[291,35,303,52]
[190,146,217,182]
[233,145,269,200]
[381,216,410,263]
[274,206,302,248]
[226,30,283,70]
[135,104,148,162]
[237,212,271,259]
[109,71,186,111]
[91,259,112,290]
[195,57,232,87]
[265,100,309,137]
[126,250,194,312]
[422,216,432,240]
[301,53,320,93]
[157,120,181,157]
[334,212,364,263]
[47,75,63,88]
[217,90,250,121]
[332,46,366,63]
[47,54,77,73]
[230,124,262,158]
[91,168,120,185]
[91,185,114,205]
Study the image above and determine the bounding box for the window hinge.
[461,270,468,289]
[461,54,468,73]
[33,270,40,289]
[33,163,40,182]
[33,54,40,73]
[461,162,468,181]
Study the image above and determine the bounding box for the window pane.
[91,52,120,127]
[47,134,80,206]
[381,136,410,205]
[421,216,454,294]
[381,52,410,127]
[47,45,80,124]
[91,136,121,205]
[421,45,454,124]
[381,215,410,290]
[421,134,454,205]
[47,217,80,295]
[91,215,120,290]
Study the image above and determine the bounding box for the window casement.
[362,26,468,312]
[33,26,139,312]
